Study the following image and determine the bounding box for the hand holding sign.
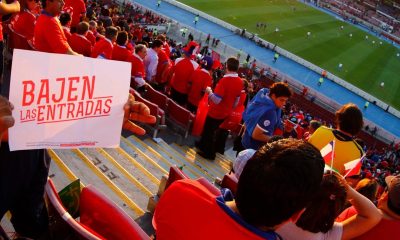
[0,96,15,144]
[123,94,156,135]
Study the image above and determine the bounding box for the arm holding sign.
[123,93,156,136]
[0,96,14,144]
[0,0,20,15]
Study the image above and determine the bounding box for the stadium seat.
[144,85,169,112]
[164,166,190,191]
[220,174,238,196]
[166,99,195,139]
[196,177,221,196]
[79,185,150,240]
[45,178,104,240]
[131,89,166,138]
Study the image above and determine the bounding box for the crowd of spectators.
[320,0,400,38]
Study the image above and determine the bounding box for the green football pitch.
[178,0,400,110]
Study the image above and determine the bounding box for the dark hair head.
[40,0,47,9]
[269,82,292,98]
[76,21,89,35]
[226,57,239,72]
[309,120,322,132]
[335,103,363,136]
[105,26,118,40]
[236,139,324,228]
[296,171,347,233]
[151,39,163,49]
[116,31,128,46]
[355,178,378,202]
[59,12,72,26]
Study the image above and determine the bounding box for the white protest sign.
[9,49,131,151]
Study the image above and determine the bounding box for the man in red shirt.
[169,46,199,106]
[91,26,117,59]
[353,175,400,239]
[154,139,325,240]
[86,20,97,46]
[34,0,79,55]
[112,31,132,62]
[130,44,147,88]
[196,57,243,160]
[69,21,92,57]
[59,12,71,42]
[187,56,213,113]
[64,0,85,29]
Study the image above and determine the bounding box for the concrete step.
[127,135,204,180]
[48,149,81,190]
[53,149,143,219]
[120,136,169,178]
[169,143,226,179]
[141,137,214,181]
[101,147,159,194]
[182,145,232,172]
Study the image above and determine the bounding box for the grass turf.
[178,0,400,110]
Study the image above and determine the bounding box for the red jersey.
[153,179,275,240]
[11,10,36,39]
[86,30,96,46]
[62,26,71,43]
[130,53,146,87]
[155,49,171,84]
[64,0,86,28]
[188,68,212,106]
[170,57,199,94]
[112,45,133,62]
[34,12,70,54]
[354,218,400,240]
[91,38,113,59]
[208,73,243,119]
[69,33,92,57]
[162,42,170,58]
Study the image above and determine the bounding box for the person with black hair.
[34,0,79,55]
[69,21,92,56]
[169,44,199,106]
[154,139,325,239]
[187,56,213,113]
[196,57,243,160]
[241,82,292,150]
[112,31,132,61]
[91,26,118,59]
[277,171,381,240]
[309,103,364,175]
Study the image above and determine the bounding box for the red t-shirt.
[153,179,274,240]
[188,68,212,106]
[155,49,171,84]
[354,218,400,239]
[112,45,133,62]
[130,53,146,86]
[170,57,199,94]
[62,26,71,43]
[86,30,96,46]
[34,12,70,54]
[208,74,243,119]
[64,0,86,28]
[11,10,36,40]
[336,206,357,222]
[91,38,113,59]
[69,33,92,57]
